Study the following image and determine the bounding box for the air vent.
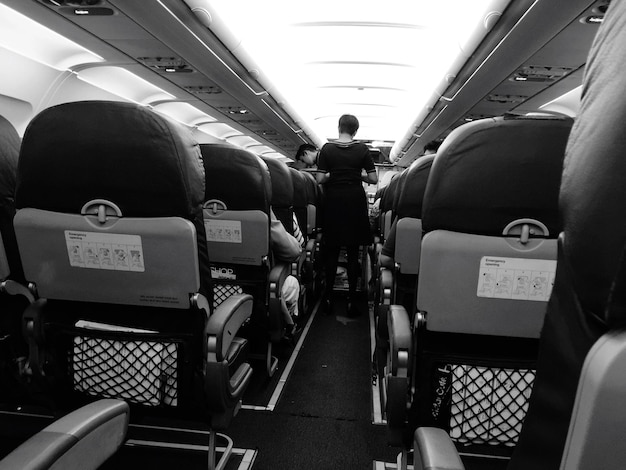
[463,114,492,122]
[486,94,528,104]
[510,66,574,83]
[184,86,222,95]
[137,57,193,74]
[216,106,250,115]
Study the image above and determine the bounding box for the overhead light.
[197,0,510,143]
[152,102,217,126]
[581,15,604,24]
[0,3,103,69]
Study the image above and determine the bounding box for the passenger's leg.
[281,275,300,335]
[282,275,300,320]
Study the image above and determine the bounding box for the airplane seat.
[372,172,402,303]
[300,171,321,281]
[378,155,434,318]
[200,142,290,376]
[261,157,307,295]
[378,171,401,244]
[0,114,32,404]
[412,5,626,469]
[13,101,253,468]
[261,156,294,233]
[385,114,573,460]
[374,156,434,406]
[289,168,315,311]
[0,399,129,470]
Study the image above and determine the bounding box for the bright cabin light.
[199,0,507,143]
[152,102,217,126]
[539,86,582,117]
[77,67,175,104]
[0,3,103,70]
[226,135,262,149]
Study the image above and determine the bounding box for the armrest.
[268,262,291,340]
[385,305,413,431]
[0,399,129,470]
[305,238,316,263]
[206,293,253,362]
[0,280,35,303]
[388,305,412,376]
[413,427,465,470]
[379,266,394,305]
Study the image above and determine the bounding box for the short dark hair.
[338,114,359,136]
[296,143,317,160]
[424,140,441,153]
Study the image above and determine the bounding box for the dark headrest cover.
[301,171,319,204]
[395,155,434,219]
[200,143,271,212]
[16,101,205,219]
[380,173,400,212]
[422,116,572,236]
[289,168,307,208]
[0,115,19,206]
[391,168,410,213]
[560,5,626,324]
[261,156,293,207]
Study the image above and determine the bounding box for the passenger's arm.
[270,212,301,262]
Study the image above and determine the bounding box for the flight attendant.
[317,114,378,316]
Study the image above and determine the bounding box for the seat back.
[290,168,308,239]
[301,171,319,236]
[12,102,253,428]
[0,115,23,283]
[200,143,271,268]
[509,4,626,467]
[393,155,434,275]
[412,115,572,452]
[419,115,572,338]
[379,172,400,241]
[15,101,209,308]
[0,114,30,404]
[200,143,272,309]
[261,156,294,234]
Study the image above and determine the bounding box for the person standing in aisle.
[316,114,378,316]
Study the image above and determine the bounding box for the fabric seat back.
[410,115,572,453]
[418,115,572,339]
[15,101,209,308]
[510,5,626,467]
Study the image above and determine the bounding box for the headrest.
[0,115,19,207]
[261,156,293,207]
[422,115,573,236]
[0,115,23,280]
[301,171,319,204]
[395,155,434,220]
[16,101,205,219]
[391,167,410,213]
[289,168,308,208]
[559,5,626,325]
[380,172,401,212]
[200,143,271,212]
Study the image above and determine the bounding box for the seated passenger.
[290,143,319,172]
[270,210,302,336]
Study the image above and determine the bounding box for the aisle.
[226,295,399,469]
